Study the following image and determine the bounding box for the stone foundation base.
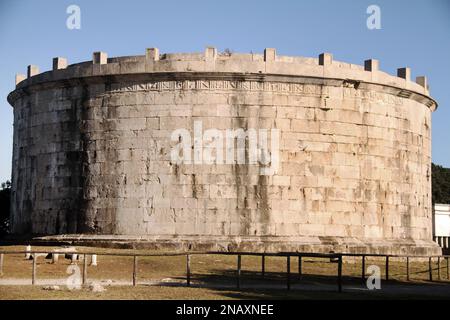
[7,234,442,256]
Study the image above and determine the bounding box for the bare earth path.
[1,276,450,299]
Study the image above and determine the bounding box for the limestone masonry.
[7,47,441,255]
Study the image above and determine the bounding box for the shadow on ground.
[162,268,450,300]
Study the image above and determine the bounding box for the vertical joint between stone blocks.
[264,48,276,62]
[397,67,411,81]
[364,59,379,72]
[53,57,68,70]
[27,65,39,78]
[93,52,108,65]
[146,48,160,61]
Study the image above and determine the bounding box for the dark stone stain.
[192,174,198,199]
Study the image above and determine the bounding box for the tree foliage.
[432,163,450,204]
[0,180,11,236]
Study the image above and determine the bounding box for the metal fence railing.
[0,250,449,293]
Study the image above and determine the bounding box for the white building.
[434,203,450,250]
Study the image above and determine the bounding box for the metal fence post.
[298,256,302,279]
[237,255,241,289]
[133,256,138,286]
[438,257,441,281]
[32,254,36,285]
[429,257,433,282]
[82,254,87,285]
[337,255,342,293]
[447,257,449,280]
[287,255,291,290]
[385,256,389,281]
[406,257,410,281]
[361,255,365,282]
[186,254,191,287]
[446,257,450,280]
[261,254,265,278]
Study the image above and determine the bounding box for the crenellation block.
[264,48,276,62]
[52,57,68,70]
[364,59,379,72]
[416,76,428,90]
[15,74,26,86]
[146,48,160,61]
[93,51,108,65]
[318,53,333,66]
[204,46,217,62]
[397,67,411,81]
[27,65,39,78]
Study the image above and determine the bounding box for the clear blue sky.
[0,0,449,183]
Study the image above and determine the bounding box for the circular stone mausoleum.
[7,47,441,255]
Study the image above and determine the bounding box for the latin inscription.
[110,80,325,95]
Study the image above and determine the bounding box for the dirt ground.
[0,245,449,300]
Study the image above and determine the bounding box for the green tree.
[0,180,11,236]
[432,163,450,204]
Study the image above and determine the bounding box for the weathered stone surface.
[7,48,440,255]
